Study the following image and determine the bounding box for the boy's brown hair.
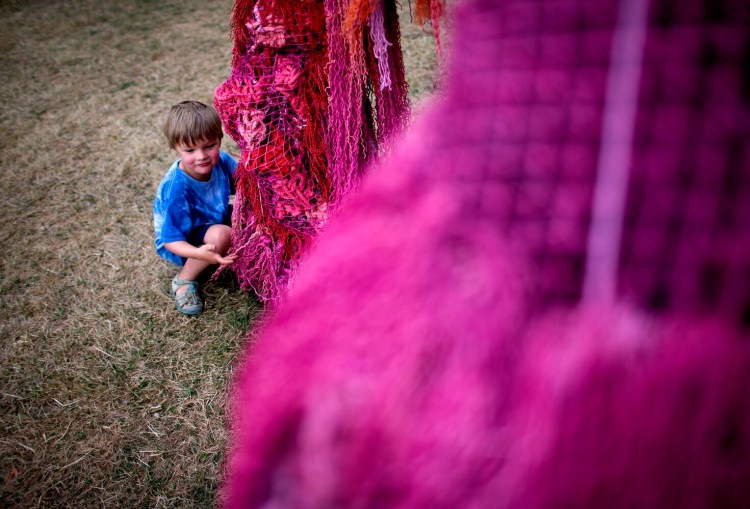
[164,100,224,149]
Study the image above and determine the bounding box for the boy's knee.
[204,224,232,253]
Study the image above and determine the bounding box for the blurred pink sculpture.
[223,0,750,507]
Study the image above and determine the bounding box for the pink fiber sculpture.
[223,0,750,507]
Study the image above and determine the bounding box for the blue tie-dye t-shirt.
[153,151,237,266]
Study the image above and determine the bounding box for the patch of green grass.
[115,80,138,92]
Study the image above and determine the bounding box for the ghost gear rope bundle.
[215,0,441,302]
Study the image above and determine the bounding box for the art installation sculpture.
[214,0,437,302]
[223,0,750,507]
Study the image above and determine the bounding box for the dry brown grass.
[0,0,438,507]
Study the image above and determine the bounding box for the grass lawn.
[0,0,437,506]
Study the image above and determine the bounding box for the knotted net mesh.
[223,0,750,507]
[215,0,417,302]
[433,0,750,324]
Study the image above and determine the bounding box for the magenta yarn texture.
[223,0,750,507]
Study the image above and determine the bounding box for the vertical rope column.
[582,0,650,305]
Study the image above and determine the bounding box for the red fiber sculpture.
[214,0,437,302]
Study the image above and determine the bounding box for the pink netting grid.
[433,0,750,323]
[222,0,750,507]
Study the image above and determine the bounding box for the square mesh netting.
[221,2,750,508]
[429,0,750,323]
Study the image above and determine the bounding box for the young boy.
[153,100,238,315]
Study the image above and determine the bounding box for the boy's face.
[175,138,221,182]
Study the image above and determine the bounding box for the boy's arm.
[163,240,236,266]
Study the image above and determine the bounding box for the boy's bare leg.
[175,224,232,295]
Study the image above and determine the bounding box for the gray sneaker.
[171,276,204,315]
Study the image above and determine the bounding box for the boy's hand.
[197,244,237,265]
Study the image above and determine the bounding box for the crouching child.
[153,100,237,315]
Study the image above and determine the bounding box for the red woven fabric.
[215,0,409,302]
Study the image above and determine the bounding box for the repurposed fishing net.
[468,0,750,321]
[222,0,750,507]
[215,0,440,302]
